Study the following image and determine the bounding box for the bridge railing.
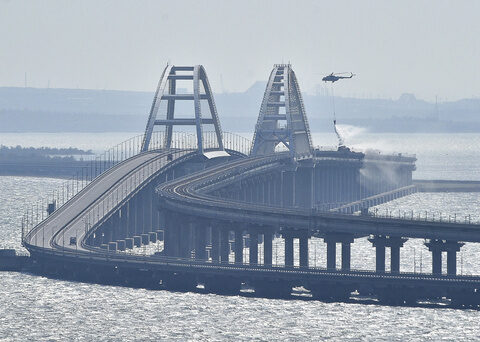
[77,149,193,248]
[29,241,480,280]
[313,206,476,225]
[21,131,252,245]
[368,207,475,225]
[21,132,165,244]
[220,132,251,156]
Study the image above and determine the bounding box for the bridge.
[22,64,480,307]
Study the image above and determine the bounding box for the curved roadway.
[25,149,191,253]
[157,155,480,242]
[22,148,480,291]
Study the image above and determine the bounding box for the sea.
[0,131,480,341]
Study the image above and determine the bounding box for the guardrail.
[24,243,480,283]
[21,131,252,245]
[78,149,193,247]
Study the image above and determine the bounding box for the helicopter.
[322,72,355,83]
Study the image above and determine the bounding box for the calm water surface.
[1,132,480,341]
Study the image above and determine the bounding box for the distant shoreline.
[1,86,480,133]
[0,160,94,178]
[0,146,94,178]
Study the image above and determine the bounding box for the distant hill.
[1,86,479,133]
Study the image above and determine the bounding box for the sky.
[1,0,479,101]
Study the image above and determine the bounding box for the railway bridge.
[22,64,480,307]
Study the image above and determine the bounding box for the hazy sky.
[1,0,479,101]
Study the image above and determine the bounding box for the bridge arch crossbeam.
[141,65,225,154]
[251,64,313,159]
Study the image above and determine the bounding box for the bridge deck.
[23,149,480,299]
[26,149,190,252]
[27,244,480,289]
[157,156,480,242]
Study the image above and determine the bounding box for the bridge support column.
[119,206,128,239]
[324,233,354,271]
[386,237,408,274]
[425,239,464,275]
[446,241,464,275]
[376,244,386,273]
[295,167,314,209]
[93,231,102,246]
[254,179,261,204]
[234,229,244,263]
[264,231,273,266]
[249,229,258,265]
[282,232,294,267]
[157,209,166,239]
[211,225,220,262]
[179,221,192,258]
[299,232,309,268]
[135,194,144,235]
[274,172,282,206]
[241,183,247,202]
[447,250,457,276]
[104,219,114,244]
[128,199,135,236]
[164,212,179,257]
[369,236,387,273]
[282,170,295,207]
[326,240,336,270]
[267,177,274,205]
[341,241,351,271]
[220,228,230,263]
[260,177,266,204]
[144,185,153,232]
[247,181,254,203]
[195,223,207,260]
[152,202,160,232]
[112,211,121,241]
[432,248,442,275]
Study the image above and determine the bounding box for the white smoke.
[334,124,367,147]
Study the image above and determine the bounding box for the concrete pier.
[387,237,408,273]
[283,232,294,267]
[425,239,465,275]
[195,224,207,260]
[149,232,157,243]
[369,236,408,273]
[141,234,150,245]
[220,228,230,263]
[264,231,273,266]
[125,238,134,249]
[369,236,387,273]
[211,226,220,262]
[341,242,351,271]
[249,230,258,264]
[299,232,309,268]
[324,234,354,271]
[133,236,142,248]
[117,240,126,251]
[108,242,117,252]
[234,230,243,263]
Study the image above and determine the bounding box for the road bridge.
[21,64,480,307]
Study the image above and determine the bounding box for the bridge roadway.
[157,154,480,243]
[25,149,192,253]
[23,149,480,301]
[24,244,480,292]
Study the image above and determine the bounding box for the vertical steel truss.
[141,65,225,154]
[251,64,313,159]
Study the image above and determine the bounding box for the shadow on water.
[11,268,480,312]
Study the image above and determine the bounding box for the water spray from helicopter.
[322,72,355,149]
